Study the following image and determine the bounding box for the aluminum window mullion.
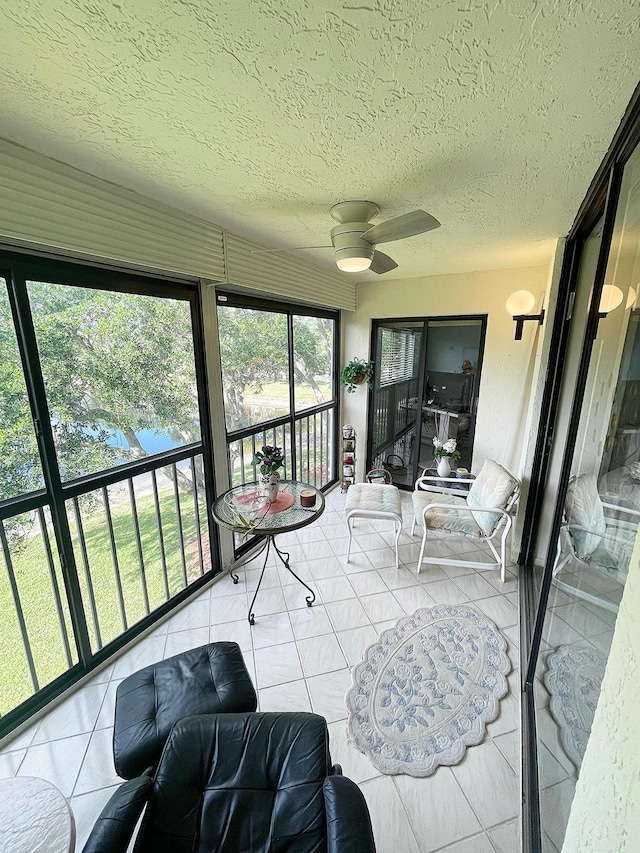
[7,274,92,664]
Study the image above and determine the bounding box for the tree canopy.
[217,306,333,432]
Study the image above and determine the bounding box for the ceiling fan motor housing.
[330,200,378,267]
[331,221,376,267]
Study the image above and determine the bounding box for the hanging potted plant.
[341,358,374,393]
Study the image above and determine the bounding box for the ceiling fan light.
[335,246,374,272]
[336,256,372,272]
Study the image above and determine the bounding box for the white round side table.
[0,776,75,853]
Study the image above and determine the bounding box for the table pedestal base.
[231,536,316,624]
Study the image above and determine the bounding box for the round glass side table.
[212,480,325,624]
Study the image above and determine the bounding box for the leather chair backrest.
[136,712,332,853]
[114,642,257,779]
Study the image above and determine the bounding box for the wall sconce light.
[506,291,545,340]
[598,284,624,317]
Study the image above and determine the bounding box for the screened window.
[293,315,335,411]
[217,294,338,547]
[218,306,290,432]
[0,254,216,735]
[28,281,201,481]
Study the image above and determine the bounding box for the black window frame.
[216,290,340,554]
[0,249,219,737]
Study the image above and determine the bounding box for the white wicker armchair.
[411,459,520,582]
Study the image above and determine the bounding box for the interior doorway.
[366,316,486,488]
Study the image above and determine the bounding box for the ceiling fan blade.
[361,210,441,245]
[369,251,398,275]
[250,246,332,254]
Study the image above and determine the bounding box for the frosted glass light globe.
[506,290,536,316]
[336,255,372,272]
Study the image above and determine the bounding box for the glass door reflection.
[531,141,640,852]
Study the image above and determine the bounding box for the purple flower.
[252,445,284,474]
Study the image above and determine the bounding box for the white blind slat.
[0,140,225,280]
[225,233,356,312]
[0,139,354,308]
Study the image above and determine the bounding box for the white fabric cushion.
[565,475,606,560]
[345,483,402,518]
[466,459,517,536]
[412,490,480,536]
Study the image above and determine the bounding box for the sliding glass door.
[367,316,486,487]
[521,106,640,852]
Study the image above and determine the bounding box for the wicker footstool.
[344,483,403,568]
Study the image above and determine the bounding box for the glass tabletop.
[212,480,325,535]
[421,468,475,492]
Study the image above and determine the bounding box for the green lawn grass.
[1,487,206,716]
[255,380,331,405]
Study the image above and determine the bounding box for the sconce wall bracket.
[513,309,545,341]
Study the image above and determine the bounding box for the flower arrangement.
[433,437,461,462]
[252,445,284,475]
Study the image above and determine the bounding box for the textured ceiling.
[0,0,638,280]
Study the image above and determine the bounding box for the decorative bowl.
[224,489,270,526]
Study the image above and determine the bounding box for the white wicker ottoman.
[344,483,403,569]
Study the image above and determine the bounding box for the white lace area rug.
[345,604,511,777]
[544,643,607,770]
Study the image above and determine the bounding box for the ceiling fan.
[327,201,440,274]
[254,201,441,274]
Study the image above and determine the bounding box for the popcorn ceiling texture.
[0,0,637,278]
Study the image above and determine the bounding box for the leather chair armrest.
[324,774,376,853]
[82,772,153,853]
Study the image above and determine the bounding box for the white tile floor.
[0,486,522,853]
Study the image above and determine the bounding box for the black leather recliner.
[113,641,257,779]
[85,712,376,853]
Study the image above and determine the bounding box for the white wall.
[561,531,640,852]
[342,263,554,484]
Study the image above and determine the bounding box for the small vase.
[437,457,451,478]
[260,471,280,503]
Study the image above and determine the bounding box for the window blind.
[379,327,416,385]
